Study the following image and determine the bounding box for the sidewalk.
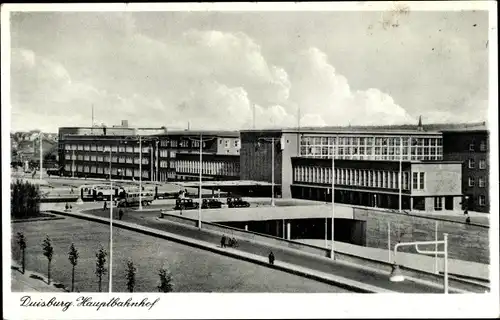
[11,265,66,292]
[297,239,489,281]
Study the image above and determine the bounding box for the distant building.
[442,124,489,213]
[240,122,464,212]
[58,123,241,182]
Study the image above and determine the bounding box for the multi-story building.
[156,130,241,181]
[58,124,241,182]
[240,124,464,212]
[442,125,489,213]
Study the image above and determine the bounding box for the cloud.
[10,18,456,132]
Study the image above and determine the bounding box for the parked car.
[227,197,250,208]
[201,198,223,209]
[174,198,199,210]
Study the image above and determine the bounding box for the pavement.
[57,206,472,293]
[11,266,66,292]
[297,239,489,281]
[41,201,490,283]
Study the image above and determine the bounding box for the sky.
[8,8,490,132]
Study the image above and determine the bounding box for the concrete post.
[287,222,291,240]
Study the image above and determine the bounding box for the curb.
[48,210,390,293]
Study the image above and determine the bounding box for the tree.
[17,232,27,274]
[42,236,54,284]
[125,259,137,293]
[11,179,41,219]
[157,267,173,293]
[68,243,79,292]
[95,246,107,292]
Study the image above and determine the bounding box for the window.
[412,172,418,190]
[479,195,486,206]
[468,177,475,187]
[234,139,240,148]
[479,178,485,188]
[224,139,229,148]
[469,143,475,152]
[479,159,486,169]
[419,172,425,190]
[480,140,487,152]
[468,159,475,169]
[434,197,443,211]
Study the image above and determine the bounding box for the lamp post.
[187,133,216,229]
[38,132,43,184]
[257,137,278,207]
[108,145,113,293]
[72,150,75,178]
[330,143,336,259]
[399,136,403,212]
[389,233,449,293]
[139,135,143,211]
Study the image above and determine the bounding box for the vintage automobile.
[174,198,199,210]
[201,198,223,209]
[226,197,250,208]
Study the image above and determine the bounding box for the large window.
[419,172,425,190]
[434,197,443,211]
[479,159,486,169]
[468,159,475,169]
[478,178,485,188]
[480,140,487,151]
[479,195,486,206]
[412,172,425,190]
[468,177,475,187]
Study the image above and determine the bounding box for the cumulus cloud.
[11,21,418,132]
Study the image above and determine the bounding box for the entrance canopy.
[177,180,278,188]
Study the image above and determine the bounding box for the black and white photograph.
[2,2,499,319]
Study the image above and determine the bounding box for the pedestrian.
[103,201,108,211]
[221,235,226,248]
[466,216,471,224]
[268,251,275,265]
[119,209,124,220]
[65,202,69,212]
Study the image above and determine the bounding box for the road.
[12,217,349,293]
[83,207,446,293]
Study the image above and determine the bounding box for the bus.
[81,184,121,201]
[117,191,155,207]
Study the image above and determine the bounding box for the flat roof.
[177,180,277,188]
[241,128,443,135]
[156,130,240,138]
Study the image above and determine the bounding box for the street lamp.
[38,132,44,184]
[389,233,449,293]
[330,143,336,259]
[107,145,113,293]
[256,137,279,207]
[187,133,217,229]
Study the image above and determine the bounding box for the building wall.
[216,137,241,155]
[175,153,240,180]
[353,207,489,264]
[281,132,300,198]
[410,162,462,196]
[240,131,283,192]
[442,131,489,212]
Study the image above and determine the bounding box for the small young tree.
[68,243,79,292]
[125,259,137,293]
[157,267,173,293]
[42,235,54,284]
[95,246,107,292]
[17,232,27,274]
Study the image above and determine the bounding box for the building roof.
[242,122,488,135]
[156,130,240,138]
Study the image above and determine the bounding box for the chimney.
[121,120,129,128]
